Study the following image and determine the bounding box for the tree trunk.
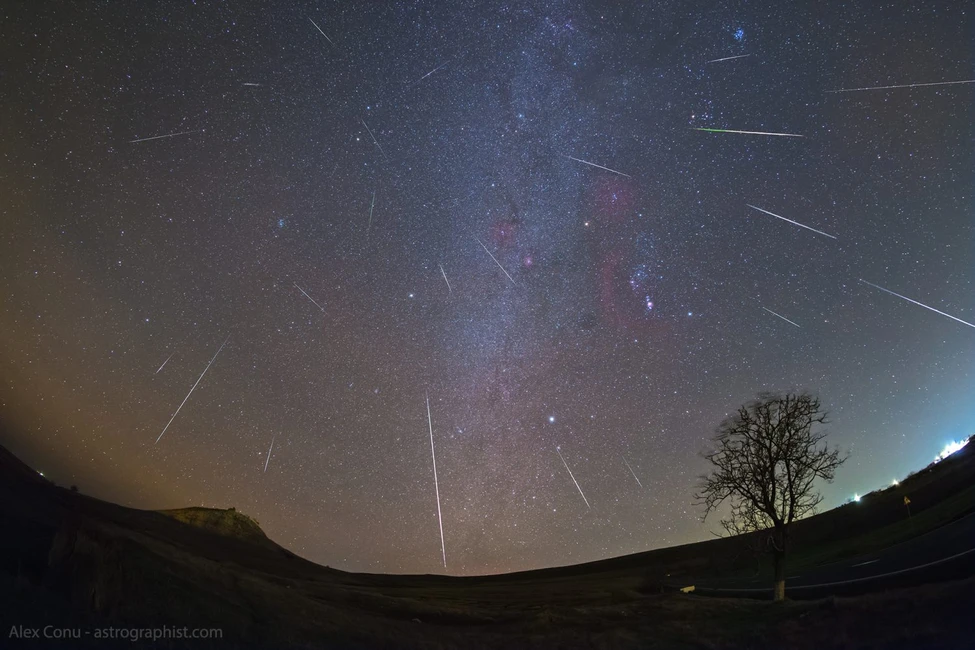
[772,547,786,601]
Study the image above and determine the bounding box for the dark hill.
[0,433,972,649]
[0,439,52,485]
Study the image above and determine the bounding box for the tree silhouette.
[696,393,846,600]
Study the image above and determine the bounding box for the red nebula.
[490,217,521,249]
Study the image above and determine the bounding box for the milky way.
[0,2,972,575]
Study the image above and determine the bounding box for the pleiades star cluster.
[1,1,971,575]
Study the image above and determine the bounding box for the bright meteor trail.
[308,18,335,45]
[827,79,975,93]
[706,53,752,63]
[622,456,643,488]
[367,190,376,236]
[264,436,275,473]
[417,61,449,83]
[859,279,975,329]
[692,127,804,138]
[155,352,175,374]
[361,119,389,161]
[762,307,801,328]
[294,282,326,313]
[564,155,631,177]
[746,204,837,240]
[155,336,230,445]
[426,392,447,569]
[439,263,451,294]
[129,130,201,144]
[475,237,515,285]
[556,446,591,511]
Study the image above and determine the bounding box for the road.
[679,512,975,598]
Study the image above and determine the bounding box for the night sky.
[1,2,972,575]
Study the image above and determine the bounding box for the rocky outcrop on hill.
[157,507,268,545]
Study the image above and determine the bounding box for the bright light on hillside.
[934,439,969,463]
[852,493,861,503]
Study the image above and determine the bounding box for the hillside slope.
[0,436,972,649]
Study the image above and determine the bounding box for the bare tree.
[695,393,846,601]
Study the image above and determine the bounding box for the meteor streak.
[294,282,326,313]
[827,79,975,93]
[706,53,752,63]
[417,61,449,82]
[367,190,376,234]
[155,336,230,444]
[475,237,515,285]
[762,307,801,328]
[439,264,451,294]
[264,436,275,473]
[129,130,201,144]
[426,392,447,569]
[859,279,975,329]
[622,456,643,488]
[308,18,335,45]
[692,127,804,138]
[556,446,591,510]
[361,119,389,161]
[746,204,837,239]
[155,352,175,374]
[564,155,631,177]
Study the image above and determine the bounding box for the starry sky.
[1,1,972,575]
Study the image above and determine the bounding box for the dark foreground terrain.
[1,438,973,649]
